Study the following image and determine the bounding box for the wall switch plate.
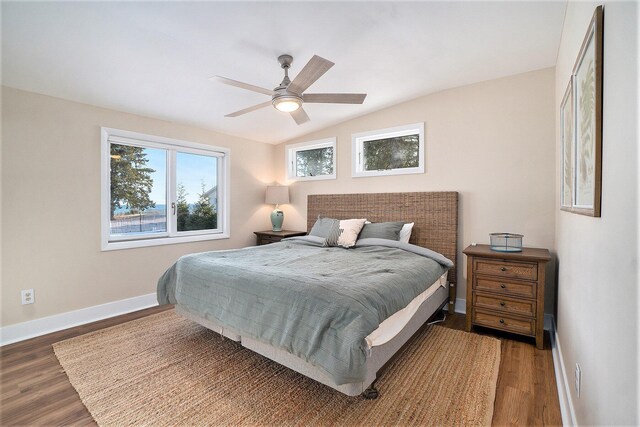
[575,363,581,397]
[21,289,35,305]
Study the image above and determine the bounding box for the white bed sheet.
[365,271,448,348]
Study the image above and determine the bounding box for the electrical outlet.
[575,363,581,397]
[21,289,35,305]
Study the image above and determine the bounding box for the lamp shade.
[265,185,289,205]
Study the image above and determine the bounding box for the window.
[285,138,336,181]
[352,123,425,177]
[101,127,229,251]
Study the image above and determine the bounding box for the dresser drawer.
[474,258,537,281]
[473,292,536,317]
[472,309,535,336]
[474,277,537,299]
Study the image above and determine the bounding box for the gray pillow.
[325,220,343,247]
[309,217,347,247]
[309,217,339,238]
[358,221,405,241]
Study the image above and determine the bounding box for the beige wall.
[1,87,275,326]
[554,2,638,425]
[274,68,557,312]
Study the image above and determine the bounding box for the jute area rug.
[53,310,500,426]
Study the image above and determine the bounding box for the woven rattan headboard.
[307,192,459,285]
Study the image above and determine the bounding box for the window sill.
[352,166,424,178]
[101,232,230,251]
[287,173,336,182]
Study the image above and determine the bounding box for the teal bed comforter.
[157,237,453,385]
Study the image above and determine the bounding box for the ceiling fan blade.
[290,107,310,125]
[287,55,334,94]
[303,93,367,104]
[214,76,274,96]
[225,101,272,117]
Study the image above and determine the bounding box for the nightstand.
[463,244,551,349]
[254,230,307,246]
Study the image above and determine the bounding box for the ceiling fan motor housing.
[272,88,303,112]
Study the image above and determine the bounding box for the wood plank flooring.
[1,307,562,426]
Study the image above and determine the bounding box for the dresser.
[254,230,307,246]
[463,244,551,349]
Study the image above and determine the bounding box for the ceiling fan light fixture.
[273,95,302,112]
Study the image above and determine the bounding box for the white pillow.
[337,218,367,248]
[399,222,414,244]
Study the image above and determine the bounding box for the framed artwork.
[571,5,603,217]
[560,79,574,210]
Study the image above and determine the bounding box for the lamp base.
[270,209,284,232]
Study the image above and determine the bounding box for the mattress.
[365,271,447,348]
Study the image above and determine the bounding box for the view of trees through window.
[176,183,217,232]
[296,146,334,177]
[363,134,420,171]
[109,143,217,237]
[110,144,166,235]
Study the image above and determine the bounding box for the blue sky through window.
[144,149,217,205]
[176,152,217,204]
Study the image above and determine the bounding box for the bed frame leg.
[362,387,379,400]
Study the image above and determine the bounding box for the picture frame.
[571,5,603,217]
[560,79,574,211]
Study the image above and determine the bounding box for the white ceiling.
[2,1,566,145]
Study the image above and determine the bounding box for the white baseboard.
[549,316,578,426]
[449,297,467,314]
[0,293,158,346]
[442,296,466,314]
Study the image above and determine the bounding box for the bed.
[158,192,458,398]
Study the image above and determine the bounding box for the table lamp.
[265,185,290,231]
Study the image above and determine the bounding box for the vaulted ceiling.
[2,1,566,144]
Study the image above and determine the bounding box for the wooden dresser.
[254,230,306,246]
[463,244,551,349]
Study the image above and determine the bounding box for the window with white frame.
[101,127,229,251]
[352,123,425,177]
[285,137,336,181]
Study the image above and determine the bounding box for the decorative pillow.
[325,220,343,247]
[309,216,339,238]
[399,222,414,244]
[336,218,367,248]
[358,221,405,241]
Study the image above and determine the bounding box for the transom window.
[101,128,229,251]
[352,123,425,177]
[285,138,336,181]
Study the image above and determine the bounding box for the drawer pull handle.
[499,319,505,324]
[500,301,506,307]
[500,284,506,289]
[501,267,507,272]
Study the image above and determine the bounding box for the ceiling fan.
[215,54,367,125]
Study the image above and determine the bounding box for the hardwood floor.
[1,307,562,426]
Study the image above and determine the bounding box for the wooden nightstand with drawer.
[463,244,551,349]
[254,230,307,246]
